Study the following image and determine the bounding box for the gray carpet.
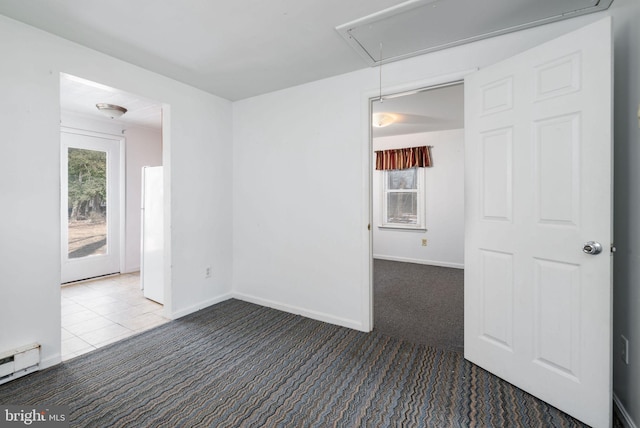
[0,299,589,427]
[374,259,464,352]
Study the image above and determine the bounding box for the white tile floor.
[61,272,169,361]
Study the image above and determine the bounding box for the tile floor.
[61,272,169,361]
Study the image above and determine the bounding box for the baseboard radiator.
[0,344,40,385]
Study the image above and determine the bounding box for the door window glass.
[67,148,107,259]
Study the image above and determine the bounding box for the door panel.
[61,130,121,283]
[479,249,514,350]
[535,114,580,225]
[480,128,513,221]
[464,18,612,428]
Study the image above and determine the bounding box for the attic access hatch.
[336,0,613,65]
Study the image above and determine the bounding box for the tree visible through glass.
[67,148,107,259]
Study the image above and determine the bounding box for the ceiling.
[0,0,612,102]
[0,0,405,101]
[371,83,464,138]
[61,74,162,129]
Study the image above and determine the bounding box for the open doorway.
[59,74,168,360]
[371,82,465,352]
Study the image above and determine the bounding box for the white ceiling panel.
[337,0,613,65]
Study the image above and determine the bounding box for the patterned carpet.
[0,299,588,427]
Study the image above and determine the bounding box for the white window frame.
[380,167,426,230]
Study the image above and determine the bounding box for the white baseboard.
[232,292,365,332]
[121,265,140,274]
[41,354,61,370]
[169,293,233,319]
[614,393,638,428]
[373,255,464,269]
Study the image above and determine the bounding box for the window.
[381,168,425,229]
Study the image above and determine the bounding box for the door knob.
[583,241,602,255]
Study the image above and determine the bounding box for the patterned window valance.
[375,146,433,170]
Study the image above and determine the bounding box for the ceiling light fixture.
[96,103,127,119]
[372,112,395,128]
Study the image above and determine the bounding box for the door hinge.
[368,224,371,231]
[611,243,616,254]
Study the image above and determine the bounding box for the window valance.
[375,146,433,170]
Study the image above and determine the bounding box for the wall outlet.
[621,335,629,365]
[421,238,428,246]
[205,267,212,278]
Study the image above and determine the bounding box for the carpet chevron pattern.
[0,300,587,427]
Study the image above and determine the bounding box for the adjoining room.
[371,83,464,351]
[59,74,168,359]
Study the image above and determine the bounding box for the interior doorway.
[370,82,465,351]
[59,73,166,359]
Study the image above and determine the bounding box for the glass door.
[61,129,121,283]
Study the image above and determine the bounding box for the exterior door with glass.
[61,129,121,283]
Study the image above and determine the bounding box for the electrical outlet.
[421,238,428,246]
[205,267,212,278]
[621,335,629,365]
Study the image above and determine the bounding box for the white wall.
[60,112,163,274]
[122,126,162,273]
[372,130,464,268]
[233,2,640,423]
[232,73,368,330]
[0,15,233,368]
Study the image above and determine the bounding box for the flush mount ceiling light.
[96,103,127,119]
[372,112,396,128]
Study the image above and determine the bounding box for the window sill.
[378,225,427,232]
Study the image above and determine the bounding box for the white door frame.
[361,69,476,331]
[60,126,126,283]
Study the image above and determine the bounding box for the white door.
[464,17,612,428]
[61,129,121,283]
